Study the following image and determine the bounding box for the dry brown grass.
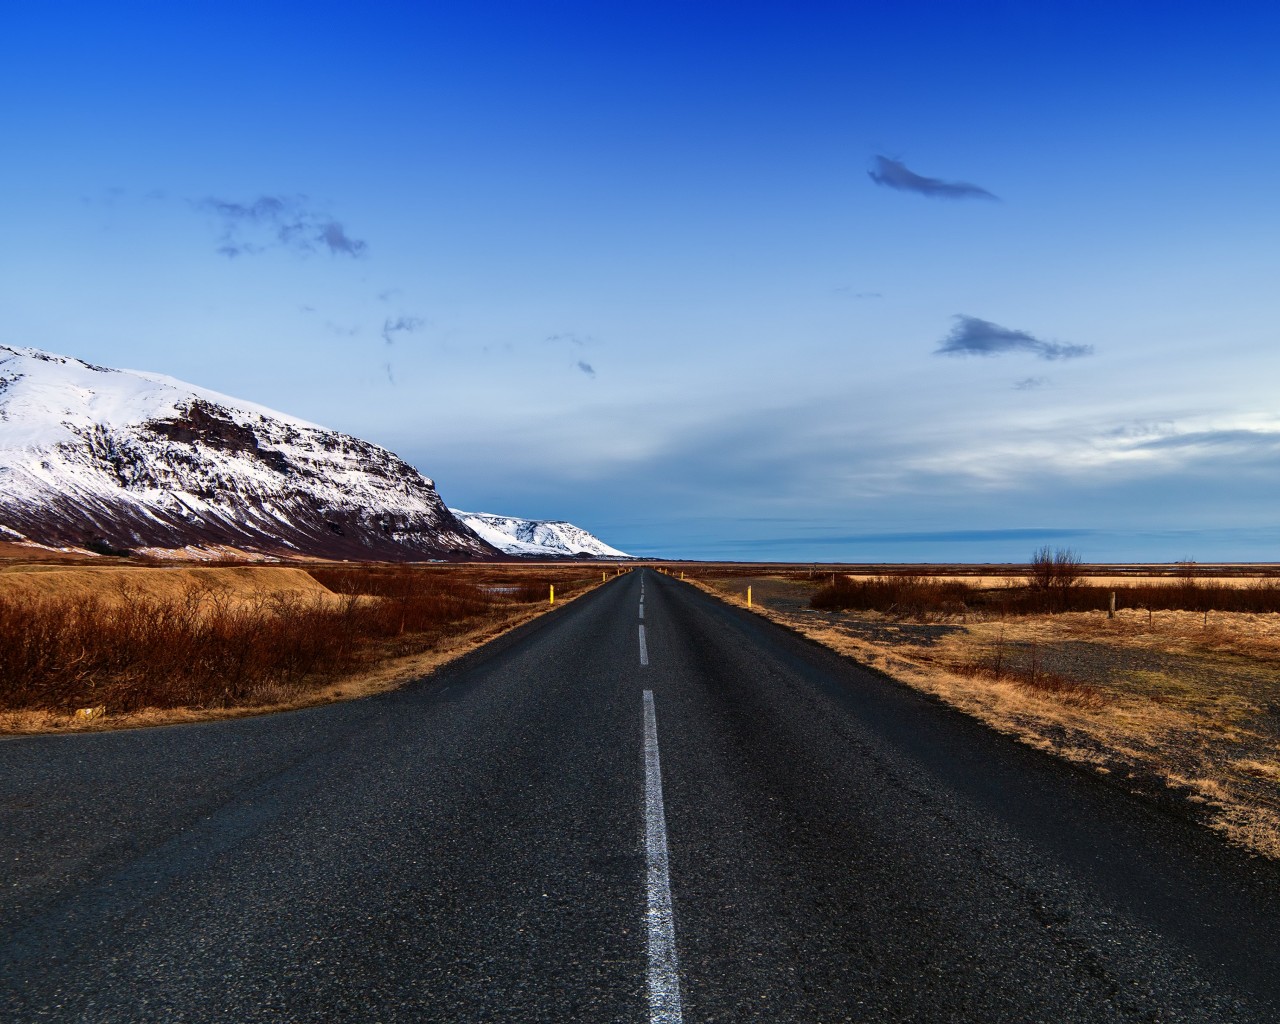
[0,563,615,732]
[0,565,341,608]
[0,594,562,734]
[687,570,1280,859]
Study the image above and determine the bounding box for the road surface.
[3,568,1279,1021]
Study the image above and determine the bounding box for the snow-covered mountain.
[0,345,498,560]
[449,510,631,559]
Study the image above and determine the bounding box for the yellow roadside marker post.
[747,586,752,607]
[550,584,555,605]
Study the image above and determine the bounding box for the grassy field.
[679,563,1280,859]
[0,558,622,732]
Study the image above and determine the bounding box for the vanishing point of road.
[3,569,1279,1022]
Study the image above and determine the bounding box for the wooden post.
[1108,591,1115,619]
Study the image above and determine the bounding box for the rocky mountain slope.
[0,346,498,560]
[449,510,631,558]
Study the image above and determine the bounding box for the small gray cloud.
[382,315,425,346]
[197,194,367,258]
[576,360,596,378]
[547,332,594,347]
[207,196,279,220]
[319,221,366,256]
[1103,421,1174,440]
[1013,376,1048,390]
[869,156,997,200]
[936,316,1093,361]
[833,287,883,299]
[216,241,264,259]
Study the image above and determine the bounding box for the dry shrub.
[307,567,491,634]
[1113,578,1280,614]
[810,574,974,619]
[0,589,362,712]
[507,580,554,603]
[813,574,1280,619]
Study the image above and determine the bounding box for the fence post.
[1109,591,1115,619]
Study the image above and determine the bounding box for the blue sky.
[4,1,1280,561]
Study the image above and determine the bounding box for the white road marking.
[643,690,683,1024]
[639,602,645,619]
[639,624,649,666]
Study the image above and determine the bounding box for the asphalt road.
[3,568,1279,1022]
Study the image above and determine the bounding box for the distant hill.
[449,510,631,559]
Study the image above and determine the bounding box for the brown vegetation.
[0,563,606,729]
[808,569,1280,617]
[0,565,338,607]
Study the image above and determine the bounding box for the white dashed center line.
[639,624,649,666]
[642,690,683,1023]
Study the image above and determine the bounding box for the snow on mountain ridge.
[0,345,484,559]
[450,509,631,558]
[0,345,330,448]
